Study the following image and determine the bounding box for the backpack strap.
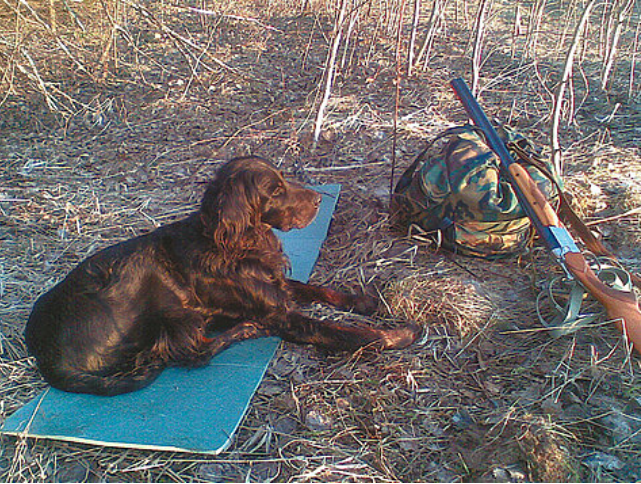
[393,126,481,195]
[558,195,641,290]
[538,257,636,338]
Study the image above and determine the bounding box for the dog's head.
[201,156,321,247]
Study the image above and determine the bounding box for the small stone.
[451,410,473,430]
[398,434,420,452]
[305,409,332,432]
[53,462,92,483]
[274,415,298,435]
[257,381,285,396]
[492,467,510,481]
[582,452,624,471]
[601,410,641,444]
[541,397,563,416]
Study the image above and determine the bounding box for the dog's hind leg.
[275,311,421,352]
[41,360,166,396]
[201,321,272,357]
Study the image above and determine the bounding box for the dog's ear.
[200,173,260,249]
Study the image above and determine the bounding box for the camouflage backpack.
[390,125,562,258]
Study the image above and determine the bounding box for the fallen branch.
[586,207,641,227]
[305,161,387,172]
[183,7,283,33]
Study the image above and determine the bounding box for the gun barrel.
[450,79,515,168]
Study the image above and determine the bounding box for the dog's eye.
[272,185,285,197]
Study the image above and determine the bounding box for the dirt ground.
[1,0,640,482]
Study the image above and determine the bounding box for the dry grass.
[1,0,640,482]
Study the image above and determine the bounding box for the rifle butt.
[565,252,641,355]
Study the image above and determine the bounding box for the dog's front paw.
[350,293,379,316]
[381,322,422,350]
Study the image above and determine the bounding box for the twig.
[191,108,289,150]
[0,0,22,109]
[525,0,546,59]
[183,7,283,33]
[19,48,58,112]
[629,14,640,98]
[123,0,237,74]
[601,0,635,90]
[305,161,387,172]
[180,26,216,101]
[416,0,447,71]
[47,0,56,34]
[98,0,118,77]
[59,0,85,32]
[407,0,420,77]
[340,0,360,71]
[390,0,407,196]
[550,0,597,175]
[471,0,491,95]
[312,0,348,149]
[12,0,90,76]
[586,207,641,226]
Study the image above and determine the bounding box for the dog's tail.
[41,363,165,396]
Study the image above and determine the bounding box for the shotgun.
[450,77,641,354]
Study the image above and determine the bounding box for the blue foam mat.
[1,184,340,454]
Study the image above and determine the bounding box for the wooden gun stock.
[564,253,641,353]
[507,163,560,227]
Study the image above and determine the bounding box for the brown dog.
[25,156,420,395]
